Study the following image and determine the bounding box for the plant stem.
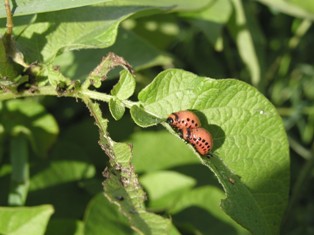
[80,89,137,108]
[4,0,13,35]
[9,134,29,206]
[0,85,137,108]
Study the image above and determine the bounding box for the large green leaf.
[10,5,146,63]
[132,68,290,234]
[0,0,112,18]
[0,205,54,235]
[0,0,211,18]
[0,0,212,63]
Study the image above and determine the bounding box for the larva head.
[183,128,213,156]
[166,111,201,130]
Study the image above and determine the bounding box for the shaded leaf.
[171,186,250,234]
[1,99,59,157]
[84,194,135,235]
[46,219,84,235]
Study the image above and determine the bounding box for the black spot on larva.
[166,118,173,124]
[202,139,206,143]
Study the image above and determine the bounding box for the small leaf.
[111,70,136,100]
[130,105,162,127]
[46,65,72,87]
[0,205,54,235]
[109,98,125,121]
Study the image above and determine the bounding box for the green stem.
[1,85,138,108]
[0,86,58,101]
[4,0,13,35]
[9,134,29,206]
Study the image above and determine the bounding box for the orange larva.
[166,111,201,130]
[180,127,213,156]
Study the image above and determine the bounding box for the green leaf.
[9,5,147,62]
[29,142,96,191]
[131,131,199,172]
[170,186,250,234]
[84,194,135,235]
[0,0,215,63]
[136,68,290,234]
[0,0,112,18]
[1,99,59,157]
[0,0,212,18]
[0,205,54,235]
[109,98,125,121]
[111,70,136,100]
[130,105,163,127]
[140,171,196,210]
